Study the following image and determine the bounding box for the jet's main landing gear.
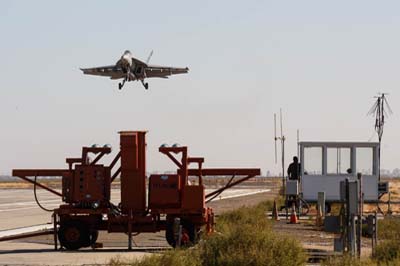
[141,80,149,90]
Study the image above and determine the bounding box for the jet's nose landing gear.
[119,77,127,90]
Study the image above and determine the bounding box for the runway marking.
[0,224,53,238]
[0,205,60,213]
[209,189,270,202]
[0,199,61,207]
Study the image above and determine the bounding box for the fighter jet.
[80,50,189,90]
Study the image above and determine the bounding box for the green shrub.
[373,240,400,263]
[204,200,306,266]
[322,255,375,266]
[109,249,200,266]
[216,201,273,234]
[108,200,307,266]
[378,217,400,240]
[199,226,306,266]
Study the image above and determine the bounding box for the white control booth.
[299,141,384,203]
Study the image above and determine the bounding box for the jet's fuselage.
[116,50,134,73]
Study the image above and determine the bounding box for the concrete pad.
[0,241,153,265]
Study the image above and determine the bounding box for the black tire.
[165,222,175,247]
[58,220,89,250]
[81,229,99,248]
[165,219,197,248]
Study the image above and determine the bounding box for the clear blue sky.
[1,1,400,175]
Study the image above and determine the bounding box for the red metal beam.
[163,152,182,168]
[111,167,121,182]
[12,169,65,197]
[66,158,82,170]
[82,147,112,165]
[188,168,260,177]
[109,151,121,170]
[90,151,107,165]
[187,157,204,163]
[13,169,67,177]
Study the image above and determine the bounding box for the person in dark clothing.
[287,156,301,180]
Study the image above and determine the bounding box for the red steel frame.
[10,131,260,250]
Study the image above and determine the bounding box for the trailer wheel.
[58,221,89,250]
[81,229,99,248]
[165,220,196,248]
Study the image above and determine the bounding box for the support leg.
[128,210,132,250]
[53,212,58,251]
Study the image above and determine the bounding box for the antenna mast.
[274,114,278,164]
[297,129,300,158]
[368,92,392,180]
[274,109,286,195]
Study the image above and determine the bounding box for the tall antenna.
[368,92,392,180]
[274,109,286,195]
[297,129,300,158]
[274,114,278,164]
[368,93,392,142]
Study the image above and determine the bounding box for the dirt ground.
[364,177,400,214]
[272,217,373,258]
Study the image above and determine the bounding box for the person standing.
[287,156,301,180]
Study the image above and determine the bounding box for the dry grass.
[0,179,61,189]
[108,199,307,266]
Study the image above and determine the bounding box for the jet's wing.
[80,65,126,80]
[132,57,148,67]
[145,65,189,78]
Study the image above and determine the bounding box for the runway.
[0,187,272,265]
[0,187,270,233]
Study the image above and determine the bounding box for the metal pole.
[374,213,377,253]
[351,215,356,256]
[357,215,361,258]
[128,210,132,250]
[173,218,181,247]
[346,179,350,253]
[177,225,182,247]
[282,137,285,196]
[297,129,300,158]
[53,212,58,251]
[282,137,287,220]
[357,173,363,258]
[378,142,381,182]
[280,109,286,198]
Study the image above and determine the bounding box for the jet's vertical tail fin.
[146,50,154,64]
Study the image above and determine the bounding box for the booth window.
[303,147,322,175]
[356,148,373,175]
[327,147,351,174]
